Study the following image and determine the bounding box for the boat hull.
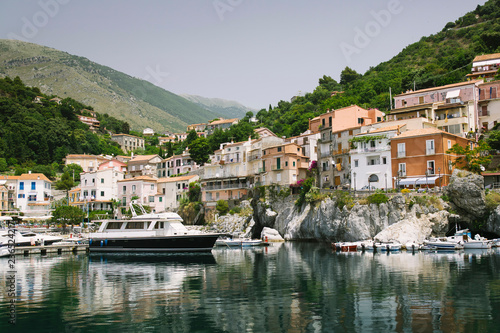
[88,234,220,253]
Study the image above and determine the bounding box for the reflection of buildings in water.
[0,255,73,304]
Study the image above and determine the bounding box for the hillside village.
[1,52,500,222]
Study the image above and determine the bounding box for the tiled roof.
[210,118,239,125]
[118,176,157,182]
[392,128,467,140]
[395,80,482,97]
[157,175,197,183]
[473,53,500,62]
[129,155,159,162]
[17,173,52,182]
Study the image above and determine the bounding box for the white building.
[117,176,161,212]
[13,173,52,217]
[157,175,199,211]
[80,169,125,211]
[350,126,402,191]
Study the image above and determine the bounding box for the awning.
[398,176,440,186]
[446,90,460,99]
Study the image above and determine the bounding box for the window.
[19,182,24,190]
[149,196,154,203]
[427,161,435,175]
[101,178,104,184]
[100,191,105,197]
[448,140,452,149]
[123,186,126,194]
[31,182,36,190]
[151,184,154,190]
[177,184,181,190]
[426,140,435,155]
[398,163,406,177]
[132,185,136,193]
[293,161,295,167]
[397,143,406,158]
[419,96,424,104]
[354,160,359,167]
[159,197,163,202]
[122,197,126,206]
[84,191,88,197]
[382,157,387,165]
[277,147,282,152]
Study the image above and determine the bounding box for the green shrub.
[367,193,389,205]
[216,200,229,215]
[440,194,450,202]
[485,191,500,211]
[334,190,354,210]
[229,206,242,215]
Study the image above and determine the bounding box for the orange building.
[261,143,309,186]
[391,128,471,188]
[316,105,384,133]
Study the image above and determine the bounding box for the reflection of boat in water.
[89,202,221,253]
[89,252,217,265]
[215,237,264,247]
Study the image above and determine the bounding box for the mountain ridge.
[0,39,225,133]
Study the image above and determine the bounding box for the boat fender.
[105,239,108,246]
[100,240,103,247]
[89,239,92,245]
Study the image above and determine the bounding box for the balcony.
[204,183,247,191]
[397,151,406,158]
[354,146,390,154]
[479,110,490,117]
[320,151,332,158]
[426,149,435,155]
[435,116,468,127]
[248,154,261,162]
[271,165,283,171]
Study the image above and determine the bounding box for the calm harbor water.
[1,243,500,333]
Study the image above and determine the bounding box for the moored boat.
[88,203,221,253]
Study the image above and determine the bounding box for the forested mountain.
[0,39,222,133]
[0,76,126,169]
[180,94,253,120]
[255,0,500,138]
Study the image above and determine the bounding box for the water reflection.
[0,244,500,332]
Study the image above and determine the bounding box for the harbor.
[2,242,500,332]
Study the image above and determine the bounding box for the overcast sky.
[0,0,487,110]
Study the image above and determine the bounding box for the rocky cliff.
[206,169,500,243]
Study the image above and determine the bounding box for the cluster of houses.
[1,53,500,220]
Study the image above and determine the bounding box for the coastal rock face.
[261,227,284,242]
[250,191,449,243]
[486,205,500,235]
[444,169,486,223]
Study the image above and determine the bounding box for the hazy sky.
[0,0,487,110]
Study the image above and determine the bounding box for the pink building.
[98,159,127,173]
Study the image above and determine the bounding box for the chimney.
[29,170,31,174]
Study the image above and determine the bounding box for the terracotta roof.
[129,155,159,162]
[69,188,81,193]
[210,118,239,125]
[473,53,500,62]
[394,80,482,97]
[392,128,468,140]
[112,133,143,139]
[367,125,402,134]
[17,173,52,182]
[118,176,157,182]
[66,154,108,159]
[157,175,197,183]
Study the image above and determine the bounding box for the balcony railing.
[426,149,435,155]
[397,151,406,158]
[479,110,490,117]
[204,183,247,191]
[248,154,261,162]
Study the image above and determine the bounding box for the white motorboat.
[463,234,492,249]
[216,237,263,247]
[378,242,402,252]
[88,202,221,253]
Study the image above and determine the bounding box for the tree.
[447,141,492,174]
[52,205,85,229]
[188,137,211,166]
[55,172,76,199]
[340,67,362,86]
[216,200,229,215]
[0,158,7,172]
[185,129,199,146]
[188,182,201,202]
[63,164,84,182]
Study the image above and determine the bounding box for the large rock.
[486,205,500,236]
[444,169,486,223]
[261,227,284,242]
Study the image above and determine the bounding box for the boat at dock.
[88,203,221,253]
[215,237,264,247]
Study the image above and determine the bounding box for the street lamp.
[353,172,357,194]
[385,172,387,193]
[438,167,441,191]
[425,169,429,190]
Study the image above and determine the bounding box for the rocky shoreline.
[205,169,500,243]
